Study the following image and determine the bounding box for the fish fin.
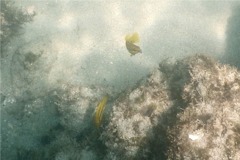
[125,32,140,43]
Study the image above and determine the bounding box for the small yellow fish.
[125,32,142,56]
[94,95,108,128]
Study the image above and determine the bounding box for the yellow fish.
[94,95,108,128]
[125,32,142,56]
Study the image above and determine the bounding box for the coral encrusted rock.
[101,68,174,159]
[167,55,240,160]
[101,55,240,160]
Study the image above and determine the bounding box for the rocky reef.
[167,55,240,159]
[101,55,240,160]
[101,68,173,159]
[2,55,240,160]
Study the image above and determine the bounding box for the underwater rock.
[101,55,240,160]
[101,67,174,159]
[1,91,60,160]
[49,84,110,159]
[2,54,239,160]
[1,83,110,160]
[0,0,35,56]
[166,55,240,159]
[56,84,101,135]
